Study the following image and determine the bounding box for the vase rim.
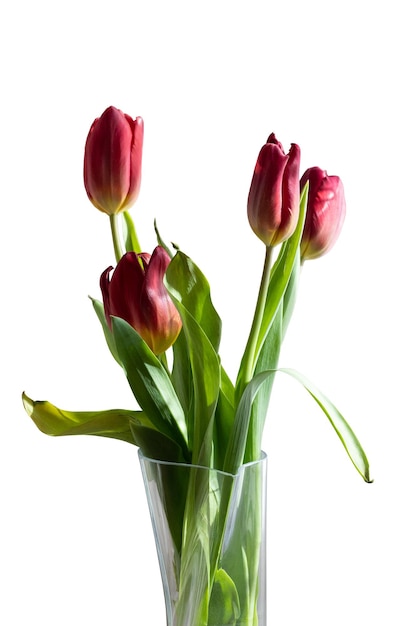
[137,448,267,477]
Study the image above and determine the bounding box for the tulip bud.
[100,247,182,355]
[247,134,301,247]
[84,106,144,216]
[300,167,346,261]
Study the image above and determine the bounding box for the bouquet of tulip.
[22,107,371,626]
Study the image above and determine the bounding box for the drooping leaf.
[111,316,189,457]
[22,392,141,445]
[279,368,372,482]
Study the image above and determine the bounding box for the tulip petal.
[107,252,144,332]
[139,247,182,354]
[248,136,301,247]
[84,106,143,215]
[300,167,346,261]
[273,143,301,246]
[127,116,144,205]
[99,265,114,327]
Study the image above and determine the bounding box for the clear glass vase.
[138,450,267,626]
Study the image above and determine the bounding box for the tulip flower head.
[100,247,182,355]
[247,134,301,247]
[84,106,144,216]
[300,167,346,262]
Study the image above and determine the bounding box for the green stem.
[110,213,123,262]
[240,245,274,387]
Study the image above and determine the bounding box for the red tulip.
[247,134,301,247]
[100,247,182,355]
[300,167,346,261]
[84,106,144,215]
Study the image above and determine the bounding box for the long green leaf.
[244,305,283,462]
[22,392,141,445]
[279,368,372,482]
[223,370,274,473]
[244,257,300,460]
[167,252,224,452]
[166,258,221,466]
[171,329,193,419]
[213,367,236,468]
[111,316,189,457]
[171,297,220,466]
[166,252,222,467]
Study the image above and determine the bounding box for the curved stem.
[240,245,274,386]
[110,213,123,262]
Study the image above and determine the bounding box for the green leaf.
[90,297,121,365]
[130,421,186,462]
[243,306,283,462]
[167,252,224,456]
[111,316,189,457]
[22,392,140,445]
[173,299,220,466]
[154,219,175,258]
[171,329,194,419]
[123,210,141,253]
[223,370,274,473]
[279,368,372,482]
[166,251,222,351]
[244,257,300,460]
[213,367,236,468]
[208,568,240,626]
[165,254,221,466]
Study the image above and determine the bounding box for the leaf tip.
[22,391,34,417]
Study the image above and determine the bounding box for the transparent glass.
[139,450,267,626]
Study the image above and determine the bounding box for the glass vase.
[138,450,267,626]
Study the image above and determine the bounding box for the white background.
[1,0,416,624]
